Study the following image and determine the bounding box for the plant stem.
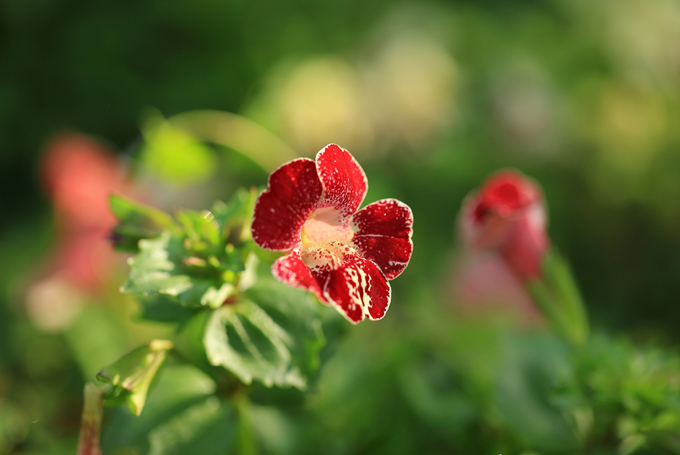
[234,394,259,455]
[76,383,104,455]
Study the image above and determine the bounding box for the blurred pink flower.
[42,133,126,231]
[26,133,132,331]
[39,133,130,292]
[459,170,549,282]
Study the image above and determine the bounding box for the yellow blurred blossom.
[275,58,373,156]
[364,31,458,148]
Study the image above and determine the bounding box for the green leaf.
[101,364,238,455]
[212,187,258,243]
[109,194,177,252]
[201,283,237,308]
[145,396,237,455]
[121,232,194,297]
[176,209,221,250]
[172,309,232,385]
[97,340,173,416]
[139,112,217,185]
[110,194,176,229]
[136,295,199,324]
[203,280,326,390]
[544,250,589,345]
[528,249,589,348]
[121,232,227,309]
[494,333,578,453]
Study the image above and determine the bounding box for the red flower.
[460,170,548,281]
[252,144,413,323]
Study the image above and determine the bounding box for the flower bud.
[460,170,549,281]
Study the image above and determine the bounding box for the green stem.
[168,110,297,172]
[76,383,104,455]
[551,255,589,346]
[527,250,589,348]
[234,394,258,455]
[527,280,575,345]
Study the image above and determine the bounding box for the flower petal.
[252,158,323,251]
[500,204,549,281]
[272,250,326,303]
[351,199,413,279]
[321,255,391,324]
[459,192,513,250]
[315,144,367,224]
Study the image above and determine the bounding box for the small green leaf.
[110,194,176,229]
[97,340,173,416]
[121,232,228,309]
[212,188,258,243]
[100,364,236,455]
[202,280,326,390]
[172,309,229,383]
[176,209,221,250]
[121,232,194,297]
[136,295,199,324]
[109,194,177,252]
[528,249,589,348]
[201,283,237,309]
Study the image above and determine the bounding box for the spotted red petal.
[272,250,326,303]
[315,144,367,224]
[321,255,391,324]
[252,158,323,251]
[351,199,413,280]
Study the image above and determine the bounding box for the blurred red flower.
[459,170,549,282]
[40,133,129,291]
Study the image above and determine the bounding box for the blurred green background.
[2,0,680,453]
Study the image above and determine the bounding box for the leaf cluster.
[97,189,334,426]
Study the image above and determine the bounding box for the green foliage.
[203,282,326,389]
[115,190,259,310]
[102,365,238,455]
[120,230,243,309]
[136,295,200,325]
[555,334,680,455]
[122,232,196,300]
[110,188,328,402]
[211,188,258,243]
[299,314,680,455]
[109,194,178,253]
[96,187,330,455]
[528,249,590,348]
[97,340,173,416]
